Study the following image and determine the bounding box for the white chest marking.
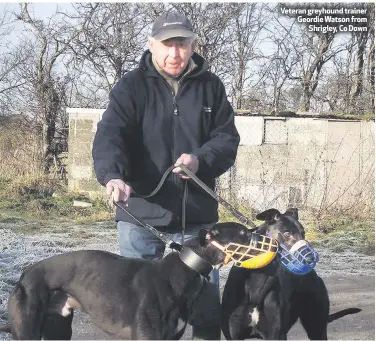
[249,307,259,327]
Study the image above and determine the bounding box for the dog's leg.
[41,290,78,340]
[298,292,329,339]
[261,291,285,340]
[221,267,251,340]
[42,313,74,340]
[288,292,301,331]
[295,276,329,340]
[225,305,249,340]
[8,284,45,339]
[300,308,328,339]
[300,311,328,340]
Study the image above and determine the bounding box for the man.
[92,11,240,340]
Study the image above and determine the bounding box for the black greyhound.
[0,222,253,340]
[221,208,361,340]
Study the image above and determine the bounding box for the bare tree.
[229,3,267,110]
[273,4,352,112]
[0,8,30,115]
[366,4,375,113]
[261,7,302,114]
[15,3,79,173]
[349,31,368,110]
[315,51,353,113]
[296,28,338,111]
[0,46,30,116]
[347,3,374,114]
[62,3,152,107]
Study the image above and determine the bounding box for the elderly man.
[92,11,240,339]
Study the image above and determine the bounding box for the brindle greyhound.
[0,222,254,340]
[221,208,361,340]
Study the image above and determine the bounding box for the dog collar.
[179,247,213,278]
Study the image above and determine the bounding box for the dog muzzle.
[279,240,319,275]
[210,233,279,269]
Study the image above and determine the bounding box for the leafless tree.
[347,3,374,114]
[14,3,79,173]
[272,4,353,112]
[260,6,302,114]
[61,3,152,107]
[228,3,268,110]
[315,50,353,113]
[366,3,375,113]
[349,31,368,111]
[0,8,30,116]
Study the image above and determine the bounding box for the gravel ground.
[0,222,374,340]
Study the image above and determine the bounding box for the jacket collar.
[140,49,209,79]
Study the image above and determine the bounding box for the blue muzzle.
[279,240,319,275]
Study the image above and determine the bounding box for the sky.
[0,3,75,49]
[0,2,72,20]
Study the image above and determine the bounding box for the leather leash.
[114,201,182,251]
[178,164,257,230]
[114,163,257,247]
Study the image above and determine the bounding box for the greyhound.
[0,222,254,340]
[221,208,361,340]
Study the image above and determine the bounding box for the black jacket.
[92,50,240,231]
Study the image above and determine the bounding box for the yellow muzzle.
[211,234,279,269]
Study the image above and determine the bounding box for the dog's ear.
[198,228,209,246]
[256,209,281,222]
[284,207,299,220]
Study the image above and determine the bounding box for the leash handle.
[178,164,257,231]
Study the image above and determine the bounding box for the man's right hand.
[106,179,132,206]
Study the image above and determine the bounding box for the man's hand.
[172,153,199,179]
[106,179,132,206]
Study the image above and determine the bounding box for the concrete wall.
[67,108,103,195]
[227,117,374,213]
[67,108,375,212]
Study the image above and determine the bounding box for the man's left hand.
[173,153,199,179]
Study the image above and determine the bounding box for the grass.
[305,217,375,256]
[0,195,113,222]
[0,176,114,236]
[0,175,113,222]
[0,177,374,255]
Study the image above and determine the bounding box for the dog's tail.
[328,308,361,322]
[0,323,11,333]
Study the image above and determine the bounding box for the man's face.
[149,37,196,77]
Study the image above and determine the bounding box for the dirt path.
[0,223,374,340]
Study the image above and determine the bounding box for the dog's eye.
[240,229,246,235]
[283,232,291,238]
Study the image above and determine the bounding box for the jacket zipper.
[160,78,179,186]
[172,92,179,187]
[171,89,182,226]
